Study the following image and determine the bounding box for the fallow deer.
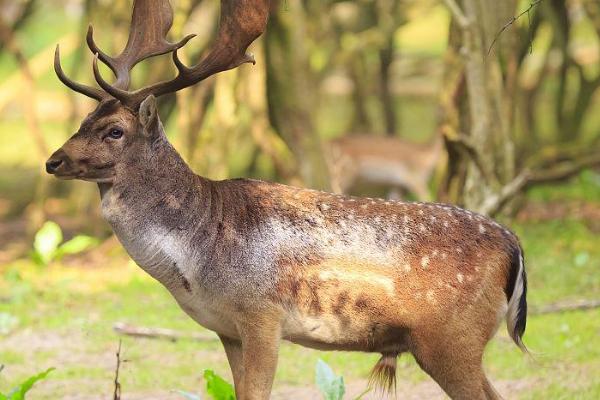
[326,134,444,200]
[45,1,528,399]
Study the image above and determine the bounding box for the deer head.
[46,0,269,182]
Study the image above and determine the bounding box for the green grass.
[1,204,599,398]
[528,170,600,203]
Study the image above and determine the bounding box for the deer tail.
[506,243,528,353]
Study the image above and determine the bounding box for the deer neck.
[98,139,219,292]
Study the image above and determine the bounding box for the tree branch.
[480,150,600,215]
[442,0,470,28]
[444,131,498,186]
[487,0,544,56]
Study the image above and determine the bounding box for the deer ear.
[138,95,158,133]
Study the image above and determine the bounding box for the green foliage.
[32,221,62,265]
[315,359,345,400]
[0,367,54,400]
[176,369,235,400]
[31,221,99,266]
[0,313,19,336]
[177,362,362,400]
[203,369,235,400]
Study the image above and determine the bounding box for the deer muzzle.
[46,148,72,176]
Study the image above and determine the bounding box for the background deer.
[45,1,527,399]
[326,133,444,200]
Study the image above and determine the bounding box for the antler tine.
[54,45,109,101]
[88,0,195,91]
[114,0,270,108]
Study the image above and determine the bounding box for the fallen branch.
[531,299,600,316]
[113,322,218,342]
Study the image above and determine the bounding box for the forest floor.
[1,173,600,399]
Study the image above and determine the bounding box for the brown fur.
[326,134,444,200]
[46,94,527,400]
[49,2,528,396]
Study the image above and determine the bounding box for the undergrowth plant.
[0,367,54,400]
[176,360,369,400]
[31,221,98,266]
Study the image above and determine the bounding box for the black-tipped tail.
[506,245,528,352]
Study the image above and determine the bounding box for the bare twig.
[113,340,122,400]
[531,299,600,316]
[113,322,218,342]
[528,151,600,185]
[480,149,600,215]
[487,0,544,56]
[442,0,470,28]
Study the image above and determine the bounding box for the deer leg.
[410,330,492,400]
[483,376,503,400]
[218,334,245,398]
[237,316,281,400]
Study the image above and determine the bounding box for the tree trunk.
[265,1,330,190]
[441,0,518,214]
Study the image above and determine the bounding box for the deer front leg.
[218,334,245,398]
[237,314,282,400]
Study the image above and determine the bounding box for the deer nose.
[46,149,68,174]
[46,158,63,174]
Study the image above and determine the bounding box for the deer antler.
[86,0,195,91]
[54,45,109,101]
[55,0,269,108]
[93,0,270,108]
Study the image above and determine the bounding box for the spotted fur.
[48,98,528,400]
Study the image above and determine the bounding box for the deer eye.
[106,128,124,140]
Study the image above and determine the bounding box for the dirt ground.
[2,327,536,400]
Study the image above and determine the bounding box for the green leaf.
[315,359,345,400]
[55,235,99,258]
[33,222,63,265]
[203,369,235,400]
[175,390,202,400]
[7,367,54,400]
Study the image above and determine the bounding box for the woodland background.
[0,0,599,398]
